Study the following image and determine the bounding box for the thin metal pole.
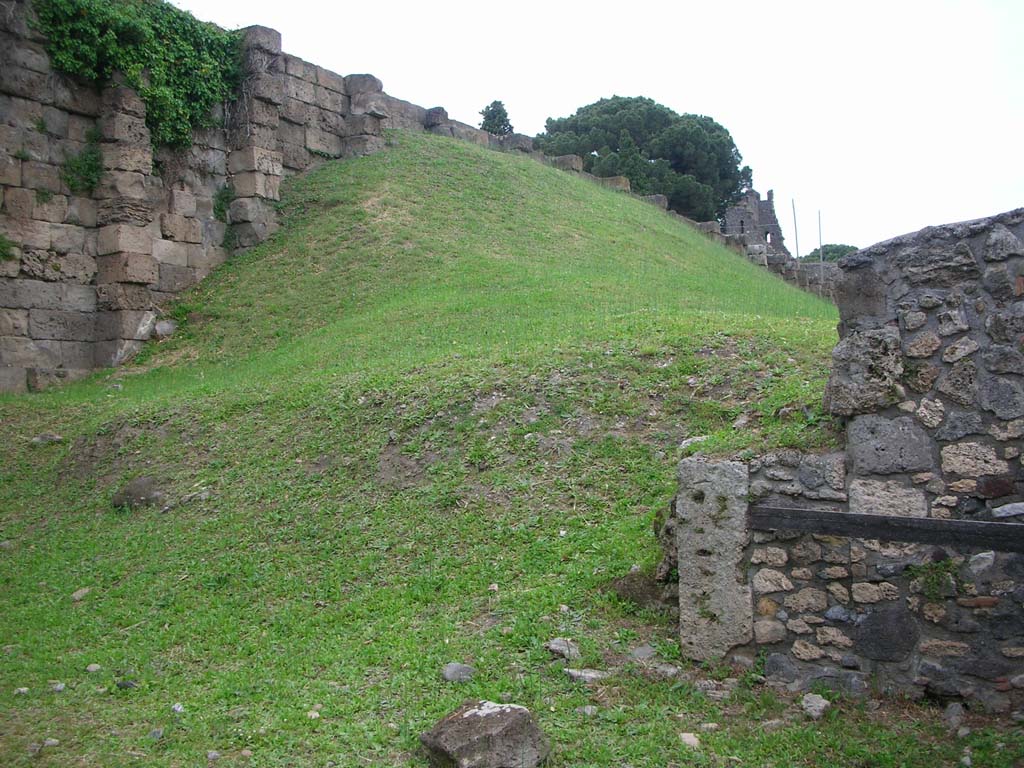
[791,199,800,259]
[818,210,825,295]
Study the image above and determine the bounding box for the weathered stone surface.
[942,336,979,364]
[847,415,932,475]
[676,459,752,661]
[904,331,941,358]
[420,701,549,768]
[791,639,825,661]
[784,588,827,613]
[985,303,1024,344]
[848,479,928,517]
[937,308,969,337]
[892,241,980,286]
[983,345,1024,375]
[441,662,475,683]
[753,619,786,644]
[854,608,919,661]
[941,441,1009,476]
[752,569,792,594]
[915,398,945,428]
[825,328,903,415]
[985,224,1023,262]
[934,410,984,441]
[95,253,158,284]
[344,74,383,95]
[936,360,977,406]
[978,376,1024,420]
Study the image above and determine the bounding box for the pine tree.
[479,100,513,135]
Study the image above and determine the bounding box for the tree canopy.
[479,100,513,135]
[801,244,859,262]
[535,96,751,221]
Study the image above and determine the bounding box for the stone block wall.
[666,209,1024,713]
[0,1,386,392]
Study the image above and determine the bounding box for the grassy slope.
[0,132,1015,766]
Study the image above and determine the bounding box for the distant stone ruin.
[664,208,1024,713]
[722,189,838,301]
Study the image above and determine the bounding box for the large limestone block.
[848,415,933,475]
[848,479,928,517]
[28,308,94,341]
[98,224,152,255]
[675,458,752,661]
[95,252,158,284]
[825,327,903,415]
[240,25,282,54]
[344,74,383,95]
[941,441,1009,476]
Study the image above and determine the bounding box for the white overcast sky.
[174,0,1022,252]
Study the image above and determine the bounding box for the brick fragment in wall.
[95,253,158,284]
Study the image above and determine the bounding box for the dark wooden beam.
[749,505,1024,554]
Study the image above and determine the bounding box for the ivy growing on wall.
[34,0,242,148]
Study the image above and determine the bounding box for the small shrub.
[61,128,103,194]
[0,233,19,261]
[13,148,30,162]
[34,117,48,133]
[906,558,960,601]
[35,189,54,204]
[213,185,233,223]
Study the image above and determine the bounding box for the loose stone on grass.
[71,586,91,602]
[441,662,475,683]
[801,692,831,720]
[680,732,701,748]
[544,637,580,661]
[564,668,610,684]
[420,700,550,768]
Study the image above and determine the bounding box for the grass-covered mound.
[1,132,1014,766]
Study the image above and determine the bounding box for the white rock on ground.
[801,693,831,720]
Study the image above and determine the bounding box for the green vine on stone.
[61,127,104,194]
[34,0,241,148]
[907,559,960,601]
[0,233,19,261]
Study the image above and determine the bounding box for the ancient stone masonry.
[722,189,839,301]
[0,1,389,392]
[664,209,1024,713]
[0,0,823,392]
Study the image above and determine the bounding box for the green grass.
[0,131,1016,766]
